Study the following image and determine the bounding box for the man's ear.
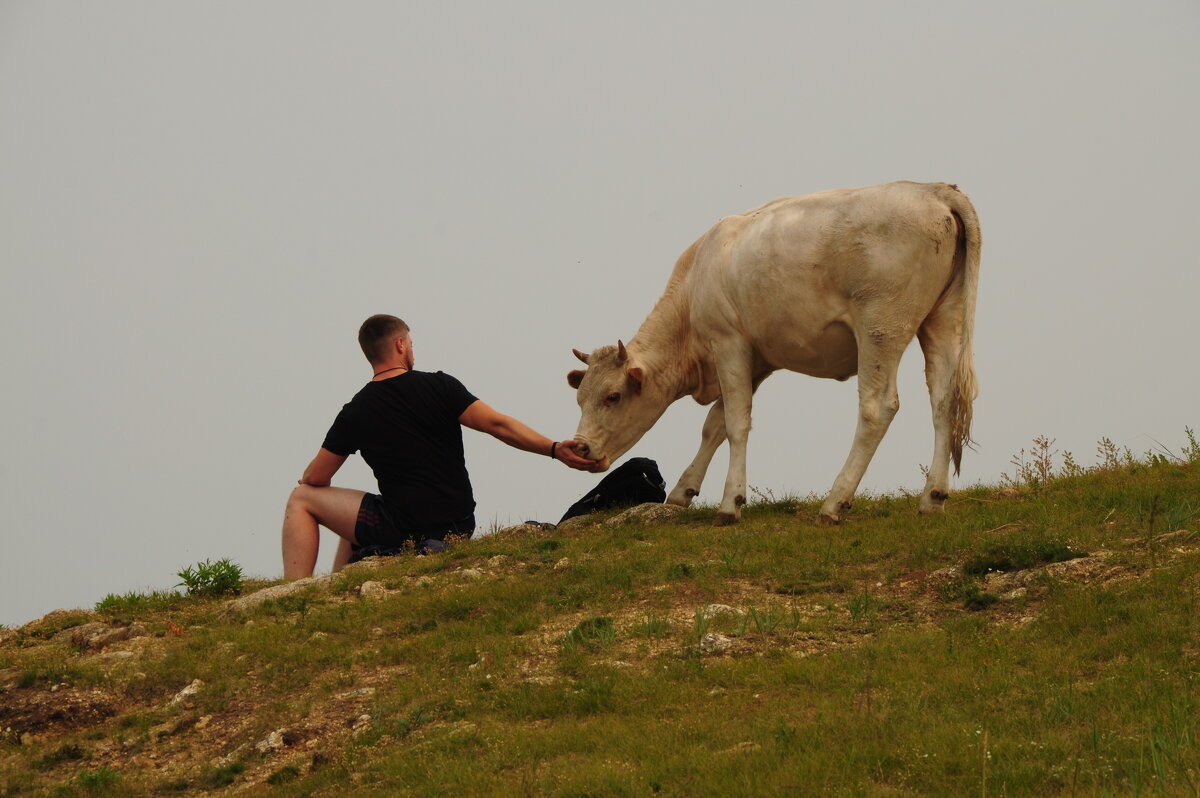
[567,370,585,389]
[626,366,644,395]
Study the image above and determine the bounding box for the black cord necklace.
[373,366,407,378]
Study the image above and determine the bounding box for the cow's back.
[683,182,964,378]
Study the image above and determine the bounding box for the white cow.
[566,181,980,524]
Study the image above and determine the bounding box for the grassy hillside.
[2,435,1199,796]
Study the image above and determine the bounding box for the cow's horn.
[616,340,627,363]
[572,348,590,364]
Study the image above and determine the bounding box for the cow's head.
[567,341,668,471]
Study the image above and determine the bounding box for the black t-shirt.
[321,370,479,533]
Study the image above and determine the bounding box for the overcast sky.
[2,1,1197,627]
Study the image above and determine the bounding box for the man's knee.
[287,484,320,512]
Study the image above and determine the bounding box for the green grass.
[2,434,1199,795]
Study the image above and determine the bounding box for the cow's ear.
[627,366,644,395]
[572,349,589,364]
[567,369,585,389]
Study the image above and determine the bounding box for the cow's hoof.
[714,512,739,526]
[918,490,950,514]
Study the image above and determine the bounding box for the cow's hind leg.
[916,306,963,513]
[667,399,727,507]
[820,338,906,523]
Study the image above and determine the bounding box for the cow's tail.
[943,185,981,475]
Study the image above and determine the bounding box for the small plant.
[962,585,1000,612]
[687,608,710,654]
[1162,499,1199,532]
[266,764,301,785]
[75,766,121,793]
[963,540,1084,576]
[1097,437,1122,471]
[34,743,85,771]
[747,605,784,635]
[201,761,245,788]
[176,558,243,597]
[666,562,694,580]
[562,617,616,652]
[960,537,1084,576]
[1003,435,1058,489]
[1184,426,1200,463]
[848,586,881,621]
[95,589,184,616]
[637,613,670,639]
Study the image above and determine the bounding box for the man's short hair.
[358,315,410,365]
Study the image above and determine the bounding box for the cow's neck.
[628,292,706,404]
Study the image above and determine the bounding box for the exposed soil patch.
[0,686,122,737]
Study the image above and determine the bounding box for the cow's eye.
[604,392,621,405]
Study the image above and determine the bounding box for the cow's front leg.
[667,399,727,507]
[712,345,755,526]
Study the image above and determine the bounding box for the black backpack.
[559,457,667,524]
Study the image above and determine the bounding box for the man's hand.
[554,439,604,472]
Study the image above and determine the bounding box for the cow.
[566,181,981,525]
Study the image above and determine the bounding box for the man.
[282,314,597,578]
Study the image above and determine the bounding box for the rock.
[358,581,389,599]
[255,730,285,753]
[335,687,376,700]
[54,622,146,651]
[494,522,542,536]
[488,555,511,569]
[0,667,20,688]
[21,609,93,636]
[350,714,372,736]
[52,622,107,645]
[415,576,436,588]
[700,633,733,655]
[168,679,203,707]
[926,566,960,584]
[459,568,485,580]
[553,558,571,570]
[555,515,596,531]
[223,575,333,616]
[605,503,684,527]
[703,604,745,619]
[340,557,388,573]
[150,712,197,741]
[308,631,329,642]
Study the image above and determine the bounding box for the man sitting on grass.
[282,314,597,578]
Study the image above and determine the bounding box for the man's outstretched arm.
[458,400,600,471]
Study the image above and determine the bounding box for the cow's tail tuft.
[945,186,981,475]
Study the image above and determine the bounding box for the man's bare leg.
[332,537,355,572]
[281,485,365,578]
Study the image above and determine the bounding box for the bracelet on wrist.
[550,441,558,459]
